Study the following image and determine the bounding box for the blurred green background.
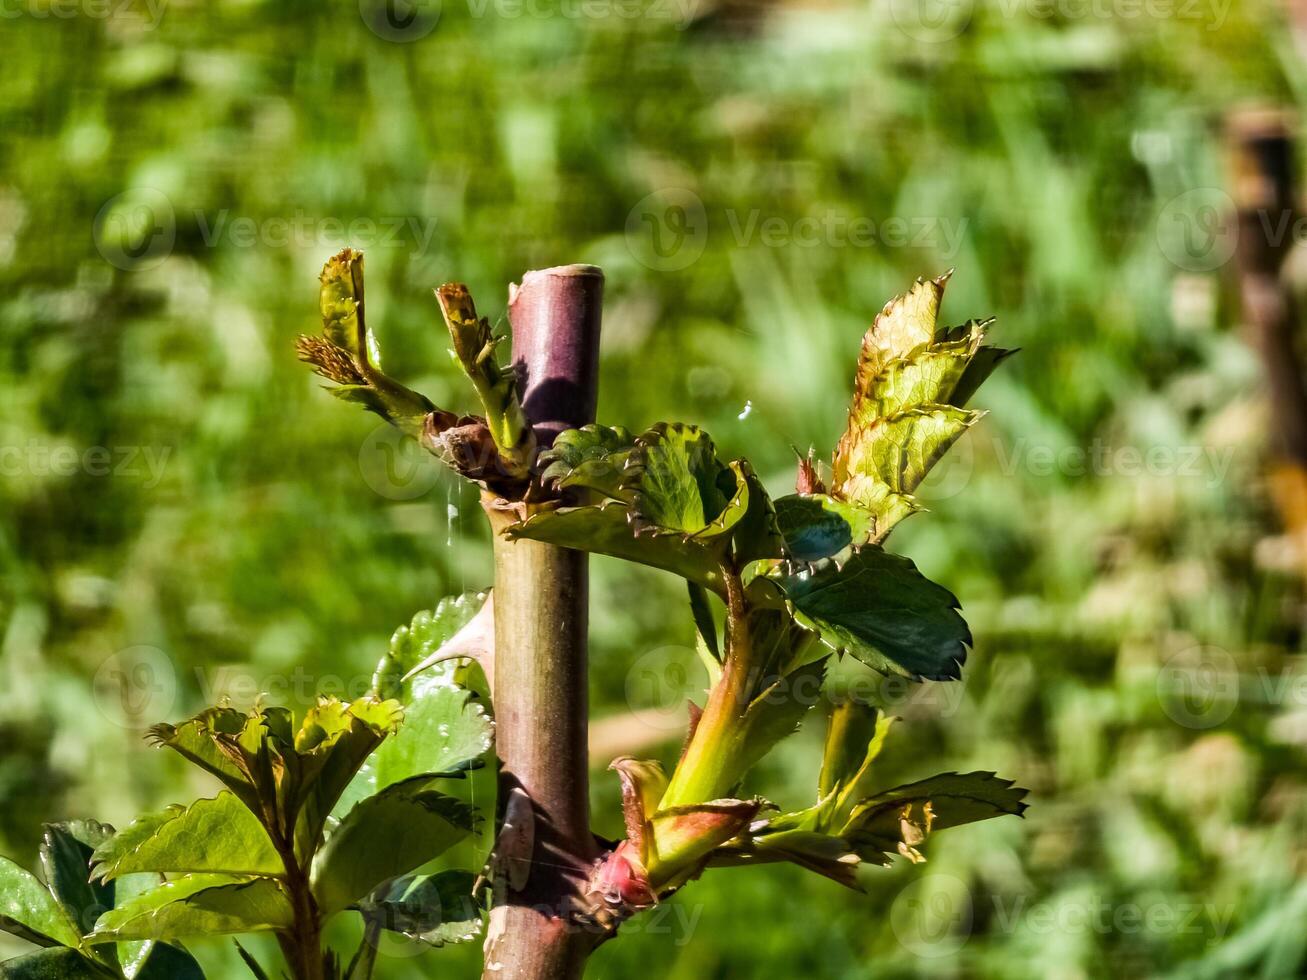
[3,0,1307,976]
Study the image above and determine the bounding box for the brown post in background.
[482,265,604,980]
[1226,110,1307,569]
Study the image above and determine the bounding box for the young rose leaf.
[825,276,1011,542]
[290,697,405,863]
[817,702,895,826]
[435,283,534,479]
[39,822,114,939]
[610,758,670,856]
[842,771,1028,864]
[355,870,481,947]
[773,494,877,561]
[709,829,863,891]
[849,274,949,392]
[111,872,164,979]
[833,406,978,525]
[0,947,112,979]
[627,424,737,536]
[370,685,491,788]
[645,800,761,893]
[88,875,292,941]
[146,708,266,816]
[310,777,475,916]
[0,857,81,950]
[508,501,727,595]
[337,685,493,820]
[761,548,970,681]
[537,424,635,499]
[297,249,437,438]
[90,794,281,882]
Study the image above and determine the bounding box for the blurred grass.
[3,0,1307,976]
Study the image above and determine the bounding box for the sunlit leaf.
[508,500,727,595]
[88,876,292,941]
[762,548,970,681]
[39,822,114,939]
[297,249,436,438]
[290,698,404,863]
[842,771,1028,863]
[538,424,635,499]
[435,283,533,478]
[90,794,281,882]
[626,423,735,535]
[773,494,877,561]
[0,857,80,949]
[351,686,493,802]
[311,777,475,916]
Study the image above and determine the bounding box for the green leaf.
[762,548,970,682]
[842,771,1028,863]
[366,686,492,793]
[710,828,863,890]
[508,501,727,595]
[146,707,270,816]
[0,856,81,949]
[233,942,270,980]
[311,777,475,916]
[372,593,488,700]
[90,794,281,882]
[773,494,877,561]
[112,873,164,979]
[290,697,405,863]
[537,425,635,499]
[0,948,112,979]
[686,583,720,662]
[817,703,894,823]
[130,943,204,980]
[626,424,734,535]
[88,876,292,941]
[435,283,534,478]
[833,406,977,512]
[849,275,948,394]
[729,460,787,566]
[39,822,115,939]
[824,277,1009,542]
[297,249,437,438]
[854,348,974,423]
[355,870,481,947]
